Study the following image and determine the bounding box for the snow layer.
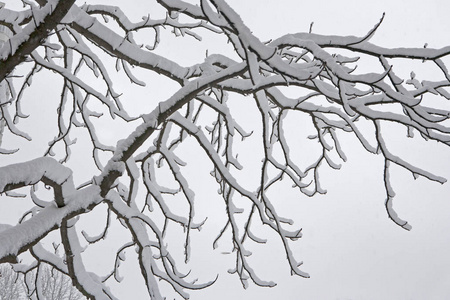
[0,157,73,193]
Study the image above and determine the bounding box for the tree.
[0,263,25,300]
[32,264,85,300]
[0,262,84,300]
[0,0,449,299]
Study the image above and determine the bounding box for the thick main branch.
[0,0,75,81]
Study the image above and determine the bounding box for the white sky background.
[1,0,450,299]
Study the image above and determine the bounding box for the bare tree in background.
[0,0,449,299]
[0,262,84,300]
[32,264,85,300]
[0,264,24,300]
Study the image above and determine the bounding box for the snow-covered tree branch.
[1,0,449,299]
